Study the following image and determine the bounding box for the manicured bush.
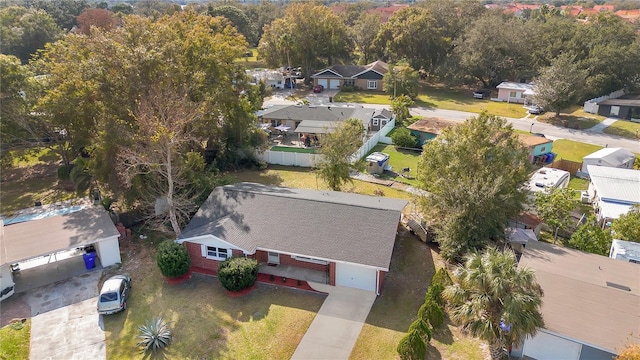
[418,298,445,329]
[391,128,418,148]
[431,267,452,288]
[397,328,427,360]
[155,240,191,278]
[217,257,258,292]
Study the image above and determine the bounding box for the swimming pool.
[2,205,85,225]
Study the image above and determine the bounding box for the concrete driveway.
[291,283,376,360]
[11,269,107,360]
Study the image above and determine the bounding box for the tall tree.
[0,6,62,63]
[208,5,257,46]
[383,63,419,99]
[611,205,640,243]
[417,112,530,261]
[242,0,284,43]
[534,187,576,241]
[569,215,612,256]
[258,3,351,82]
[316,118,365,191]
[391,95,414,126]
[373,7,448,74]
[532,54,587,116]
[350,12,381,64]
[30,0,88,31]
[117,85,202,235]
[444,248,544,360]
[76,8,116,35]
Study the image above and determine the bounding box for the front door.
[268,252,280,264]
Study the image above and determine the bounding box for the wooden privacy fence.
[549,159,583,175]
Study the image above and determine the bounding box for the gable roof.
[584,147,635,165]
[312,61,388,79]
[588,165,640,204]
[519,240,640,353]
[496,82,533,91]
[406,118,457,135]
[517,133,553,147]
[1,207,119,266]
[260,104,375,124]
[178,183,408,269]
[373,108,393,119]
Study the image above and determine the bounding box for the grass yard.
[235,48,267,69]
[538,114,601,130]
[565,106,606,121]
[350,232,487,360]
[231,165,413,200]
[552,139,603,163]
[103,238,325,359]
[0,320,30,359]
[270,146,316,153]
[367,144,422,187]
[0,147,77,214]
[603,120,640,139]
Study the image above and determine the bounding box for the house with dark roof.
[406,117,457,146]
[311,60,388,91]
[596,96,640,120]
[176,183,407,294]
[513,240,640,359]
[259,104,390,135]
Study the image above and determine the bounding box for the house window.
[372,119,379,126]
[509,91,517,98]
[540,146,546,152]
[206,246,228,260]
[367,80,377,89]
[343,79,354,86]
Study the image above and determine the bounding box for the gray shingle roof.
[260,104,374,123]
[179,183,407,269]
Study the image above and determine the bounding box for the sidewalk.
[586,117,618,133]
[291,283,376,360]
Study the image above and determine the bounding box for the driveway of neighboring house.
[291,283,376,360]
[8,269,107,360]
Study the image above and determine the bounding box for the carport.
[0,207,121,300]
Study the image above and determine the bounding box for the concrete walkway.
[586,117,618,133]
[291,282,376,360]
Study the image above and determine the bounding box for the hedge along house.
[176,183,407,294]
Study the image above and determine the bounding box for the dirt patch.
[0,294,31,328]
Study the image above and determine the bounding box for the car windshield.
[100,292,118,302]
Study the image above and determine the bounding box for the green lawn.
[538,114,602,130]
[350,233,487,360]
[0,320,30,359]
[334,86,528,118]
[0,147,77,214]
[236,48,267,68]
[552,139,603,163]
[603,120,640,139]
[367,144,421,187]
[104,237,325,359]
[566,106,606,121]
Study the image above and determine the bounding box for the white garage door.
[329,79,340,89]
[317,79,328,88]
[336,262,377,291]
[523,330,582,360]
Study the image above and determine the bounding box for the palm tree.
[443,247,544,360]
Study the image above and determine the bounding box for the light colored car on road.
[97,274,131,315]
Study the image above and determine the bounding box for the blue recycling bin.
[83,252,96,270]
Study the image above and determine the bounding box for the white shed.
[582,147,636,174]
[365,152,390,175]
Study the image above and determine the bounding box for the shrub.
[418,298,445,329]
[155,240,191,278]
[217,257,258,292]
[397,329,427,360]
[341,85,355,92]
[431,268,452,288]
[391,128,418,148]
[137,317,172,353]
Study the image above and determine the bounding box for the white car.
[97,274,131,315]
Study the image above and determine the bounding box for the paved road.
[264,93,639,151]
[291,283,376,360]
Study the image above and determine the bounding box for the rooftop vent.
[606,281,631,292]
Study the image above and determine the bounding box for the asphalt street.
[264,91,639,151]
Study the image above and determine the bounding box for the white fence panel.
[259,150,323,167]
[583,89,625,114]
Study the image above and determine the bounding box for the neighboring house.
[247,69,285,89]
[311,60,388,91]
[582,148,636,174]
[176,183,408,294]
[259,104,387,135]
[508,212,543,237]
[406,117,457,146]
[587,165,640,223]
[596,96,640,120]
[518,134,554,164]
[496,82,535,104]
[0,206,121,301]
[610,239,640,264]
[526,167,570,194]
[505,227,538,255]
[513,240,640,359]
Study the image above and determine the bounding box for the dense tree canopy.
[0,6,62,63]
[612,205,640,243]
[75,8,116,35]
[316,118,365,191]
[417,112,530,261]
[208,5,257,46]
[533,54,587,116]
[34,12,265,203]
